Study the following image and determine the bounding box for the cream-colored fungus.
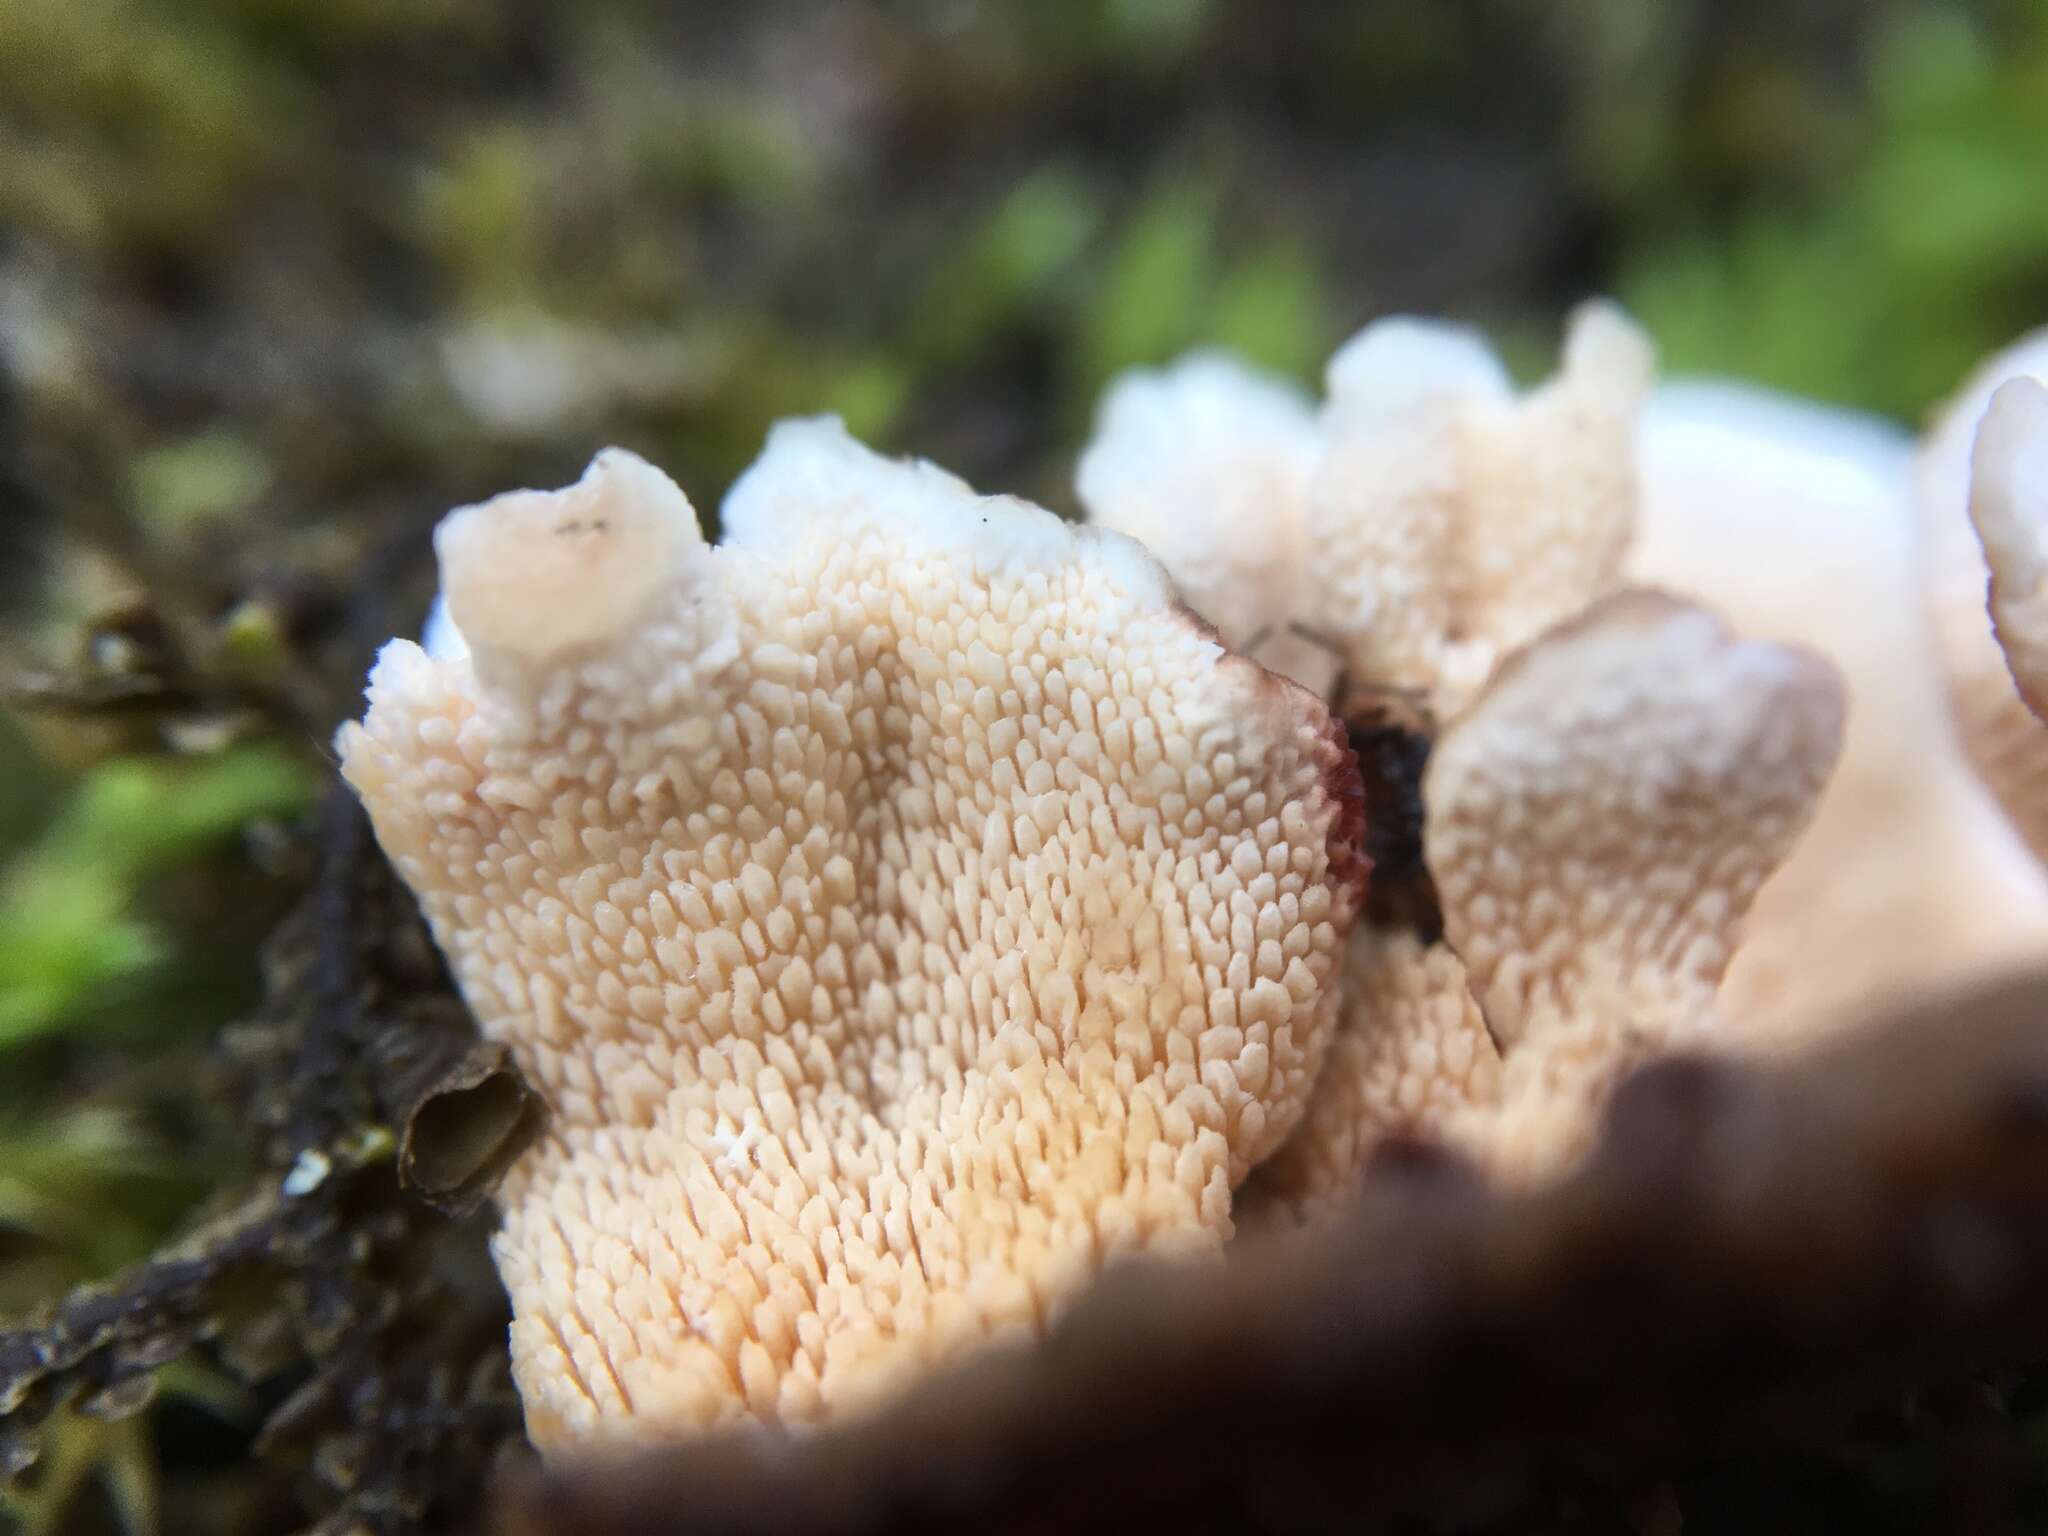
[1635,380,2048,1041]
[1077,301,1655,719]
[1250,593,1842,1202]
[345,305,2048,1451]
[1920,331,2048,861]
[1967,378,2048,726]
[338,422,1364,1446]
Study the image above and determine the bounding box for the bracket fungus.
[336,421,1365,1445]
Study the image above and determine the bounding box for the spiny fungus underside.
[339,423,1365,1445]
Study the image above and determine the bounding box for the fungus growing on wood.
[1249,593,1843,1201]
[336,422,1366,1446]
[492,965,2048,1536]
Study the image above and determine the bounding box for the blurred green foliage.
[1069,170,1329,413]
[1622,0,2048,417]
[0,1108,191,1293]
[2,1411,157,1536]
[0,742,313,1052]
[0,732,311,1282]
[911,163,1105,374]
[0,0,286,248]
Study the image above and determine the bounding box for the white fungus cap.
[1083,315,2048,1208]
[338,420,1366,1448]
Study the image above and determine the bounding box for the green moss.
[0,1108,189,1281]
[1,1410,157,1536]
[821,355,915,444]
[0,744,315,1051]
[1069,177,1328,412]
[1098,0,1214,63]
[215,600,291,682]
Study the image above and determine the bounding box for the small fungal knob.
[1559,297,1657,397]
[435,447,697,661]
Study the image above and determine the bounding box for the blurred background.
[2,1,2048,1530]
